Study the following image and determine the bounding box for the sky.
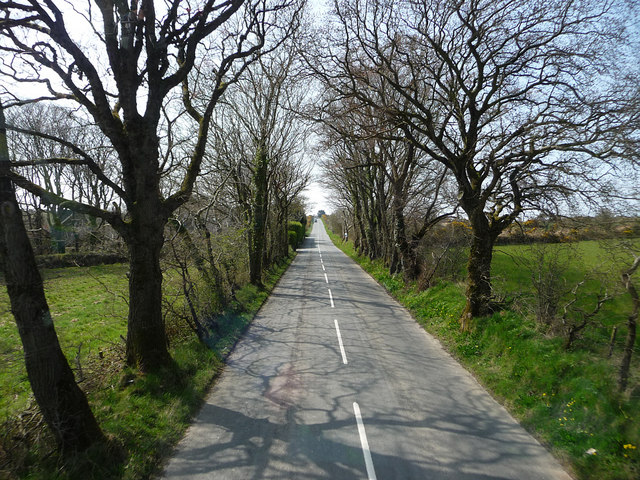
[302,0,333,216]
[303,174,333,216]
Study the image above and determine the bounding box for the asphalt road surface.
[161,222,573,480]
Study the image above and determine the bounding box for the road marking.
[334,319,348,364]
[322,264,325,271]
[328,288,334,308]
[353,402,377,480]
[324,272,329,284]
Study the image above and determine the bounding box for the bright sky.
[302,0,334,215]
[303,176,332,215]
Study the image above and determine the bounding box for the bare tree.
[206,37,310,285]
[271,158,311,260]
[316,93,454,278]
[7,103,120,251]
[322,134,389,259]
[309,0,639,329]
[0,102,104,452]
[0,0,302,370]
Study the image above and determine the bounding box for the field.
[328,230,640,480]
[0,264,130,420]
[0,259,293,479]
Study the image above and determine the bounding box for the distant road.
[161,222,572,479]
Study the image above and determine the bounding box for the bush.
[288,230,298,249]
[417,221,470,289]
[287,221,305,249]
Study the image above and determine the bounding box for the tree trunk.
[390,179,409,276]
[125,218,171,371]
[118,126,173,371]
[280,205,289,260]
[374,165,388,261]
[460,212,497,331]
[0,105,104,453]
[361,183,378,259]
[404,240,421,281]
[249,146,268,286]
[619,259,639,392]
[350,185,366,254]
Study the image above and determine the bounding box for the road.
[161,221,572,479]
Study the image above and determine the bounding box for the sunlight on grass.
[0,264,129,420]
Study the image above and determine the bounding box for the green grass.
[325,225,640,480]
[0,254,295,479]
[492,241,637,352]
[0,264,130,420]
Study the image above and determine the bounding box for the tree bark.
[0,104,104,453]
[389,163,411,276]
[389,191,408,275]
[124,213,171,371]
[249,146,269,286]
[460,211,498,331]
[113,120,174,371]
[619,257,639,392]
[280,205,289,260]
[350,182,366,254]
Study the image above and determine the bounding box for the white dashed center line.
[353,402,377,480]
[317,230,376,480]
[334,319,348,364]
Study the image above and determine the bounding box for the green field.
[0,264,130,420]
[328,230,639,480]
[0,257,293,479]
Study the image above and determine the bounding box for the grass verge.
[325,225,639,480]
[0,255,294,479]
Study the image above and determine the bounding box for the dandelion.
[623,444,637,450]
